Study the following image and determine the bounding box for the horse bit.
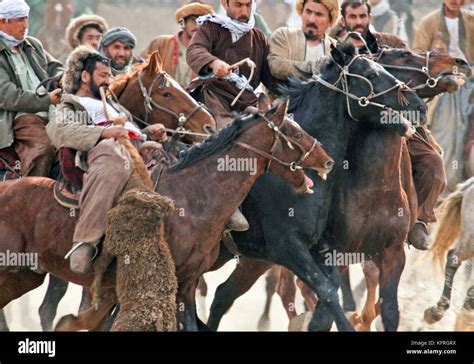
[236,113,320,172]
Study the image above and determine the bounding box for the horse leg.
[257,265,278,331]
[38,275,69,331]
[305,248,342,332]
[55,288,117,332]
[268,237,353,332]
[353,260,379,331]
[276,267,298,320]
[376,243,406,331]
[196,276,208,323]
[207,257,273,331]
[424,249,462,324]
[454,285,474,331]
[0,270,47,309]
[340,267,356,313]
[78,287,91,314]
[295,277,317,313]
[177,280,200,332]
[0,309,9,331]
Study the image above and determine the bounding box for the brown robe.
[186,21,275,127]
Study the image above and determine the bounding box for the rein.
[312,53,412,122]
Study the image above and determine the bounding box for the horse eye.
[163,92,172,98]
[294,132,303,139]
[367,73,377,79]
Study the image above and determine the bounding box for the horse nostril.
[455,58,467,66]
[325,160,335,170]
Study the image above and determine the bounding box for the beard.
[110,57,130,71]
[89,78,109,99]
[303,23,320,41]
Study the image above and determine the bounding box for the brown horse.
[0,96,334,331]
[111,51,216,143]
[10,51,219,333]
[206,48,471,331]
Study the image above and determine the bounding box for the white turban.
[0,0,30,20]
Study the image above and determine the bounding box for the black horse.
[208,43,425,331]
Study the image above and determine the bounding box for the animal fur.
[92,189,177,331]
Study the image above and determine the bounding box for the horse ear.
[331,43,346,67]
[257,93,272,113]
[145,51,163,77]
[366,31,379,54]
[272,98,289,127]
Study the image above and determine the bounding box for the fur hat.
[295,0,340,27]
[175,2,214,23]
[65,14,109,49]
[62,45,99,95]
[100,27,137,51]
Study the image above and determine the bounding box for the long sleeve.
[186,22,219,76]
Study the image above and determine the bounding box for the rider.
[0,0,62,178]
[99,27,143,78]
[46,46,166,275]
[335,0,448,250]
[186,0,276,128]
[141,1,214,88]
[267,0,339,81]
[65,14,109,51]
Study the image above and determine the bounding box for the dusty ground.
[2,243,472,331]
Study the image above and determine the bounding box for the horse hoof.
[257,317,270,331]
[288,311,312,332]
[424,306,445,324]
[347,312,360,327]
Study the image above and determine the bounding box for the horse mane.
[109,52,163,98]
[169,113,259,172]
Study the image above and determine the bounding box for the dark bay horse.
[206,47,471,331]
[0,98,334,331]
[206,43,426,332]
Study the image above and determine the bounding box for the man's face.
[342,5,370,35]
[83,62,112,99]
[222,0,253,23]
[183,16,198,38]
[103,40,133,70]
[444,0,465,13]
[0,17,28,41]
[79,26,102,49]
[301,2,331,41]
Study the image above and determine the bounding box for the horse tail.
[432,178,474,268]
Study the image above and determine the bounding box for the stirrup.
[64,242,99,261]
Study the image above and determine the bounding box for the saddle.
[0,147,21,181]
[53,148,84,209]
[54,142,179,209]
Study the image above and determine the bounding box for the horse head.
[375,47,472,98]
[110,51,216,143]
[322,42,427,135]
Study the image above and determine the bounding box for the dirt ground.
[2,242,472,331]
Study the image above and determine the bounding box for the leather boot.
[225,209,249,232]
[408,221,430,250]
[65,242,98,275]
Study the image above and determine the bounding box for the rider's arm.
[186,22,220,77]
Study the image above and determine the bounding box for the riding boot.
[65,242,98,275]
[225,208,249,232]
[407,220,430,250]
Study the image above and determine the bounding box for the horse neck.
[346,125,403,187]
[295,85,355,166]
[117,78,146,121]
[157,125,274,219]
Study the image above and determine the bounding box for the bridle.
[375,49,443,90]
[236,113,320,172]
[135,70,204,135]
[311,53,412,122]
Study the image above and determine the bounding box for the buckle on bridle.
[359,97,370,107]
[427,78,438,88]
